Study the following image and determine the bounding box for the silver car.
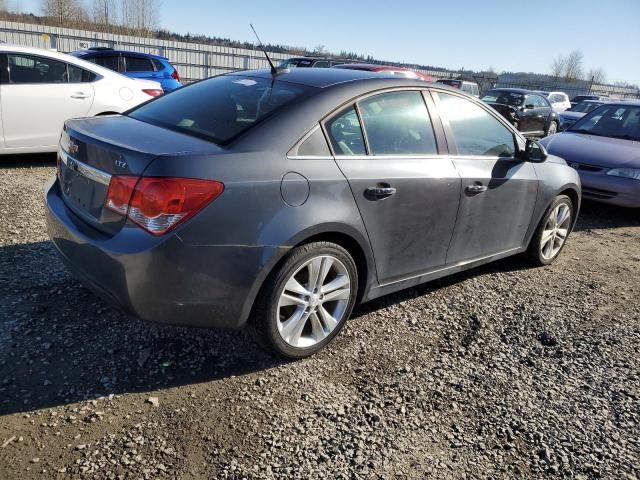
[541,101,640,208]
[46,68,581,358]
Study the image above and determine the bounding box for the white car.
[547,91,571,113]
[0,45,163,154]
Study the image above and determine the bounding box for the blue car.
[70,47,182,92]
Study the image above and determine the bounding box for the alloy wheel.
[540,203,571,260]
[548,122,557,135]
[277,255,351,348]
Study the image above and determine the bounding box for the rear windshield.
[128,74,314,144]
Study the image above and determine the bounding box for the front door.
[326,91,461,284]
[433,90,539,263]
[1,53,94,149]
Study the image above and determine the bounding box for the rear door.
[328,90,461,284]
[432,90,538,263]
[1,52,95,149]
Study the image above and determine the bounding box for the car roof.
[488,87,532,94]
[0,43,118,73]
[228,67,446,89]
[72,48,167,61]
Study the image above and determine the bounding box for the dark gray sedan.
[46,68,581,358]
[540,101,640,208]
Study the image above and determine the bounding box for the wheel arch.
[239,223,376,328]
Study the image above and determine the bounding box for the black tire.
[249,241,358,359]
[527,194,573,266]
[545,120,558,137]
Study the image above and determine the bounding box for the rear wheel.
[249,242,358,359]
[545,120,558,137]
[527,195,573,266]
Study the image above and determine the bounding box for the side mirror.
[518,139,548,163]
[524,104,535,110]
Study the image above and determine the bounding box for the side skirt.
[364,246,525,301]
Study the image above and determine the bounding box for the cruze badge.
[115,160,127,169]
[68,140,79,156]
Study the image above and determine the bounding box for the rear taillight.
[105,176,224,235]
[142,88,164,97]
[171,68,180,82]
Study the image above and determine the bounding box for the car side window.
[7,54,68,84]
[357,91,437,155]
[436,92,516,157]
[151,58,165,71]
[312,61,329,68]
[325,106,366,156]
[68,64,97,83]
[125,56,153,72]
[90,55,119,71]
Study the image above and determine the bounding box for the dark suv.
[481,88,560,137]
[70,47,182,92]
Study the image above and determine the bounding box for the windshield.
[481,90,524,107]
[279,59,315,68]
[571,101,604,113]
[128,75,314,144]
[569,104,640,141]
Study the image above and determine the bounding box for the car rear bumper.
[578,170,640,208]
[45,178,283,329]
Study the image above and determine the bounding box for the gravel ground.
[0,156,638,479]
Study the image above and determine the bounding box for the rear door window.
[436,91,516,157]
[90,55,119,71]
[357,91,437,155]
[326,106,366,155]
[68,64,97,83]
[125,56,154,72]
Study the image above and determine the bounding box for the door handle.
[365,185,396,200]
[70,92,90,99]
[465,184,488,195]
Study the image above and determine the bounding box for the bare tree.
[124,0,161,36]
[550,55,566,78]
[564,49,584,81]
[41,0,87,27]
[92,0,118,31]
[587,67,607,84]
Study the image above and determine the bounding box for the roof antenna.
[250,24,278,75]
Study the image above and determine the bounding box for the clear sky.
[11,0,640,86]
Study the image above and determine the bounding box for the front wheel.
[527,195,573,266]
[249,242,358,359]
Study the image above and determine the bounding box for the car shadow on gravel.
[0,153,56,169]
[573,200,640,232]
[0,241,284,416]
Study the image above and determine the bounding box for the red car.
[333,63,433,82]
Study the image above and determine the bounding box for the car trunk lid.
[58,115,222,236]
